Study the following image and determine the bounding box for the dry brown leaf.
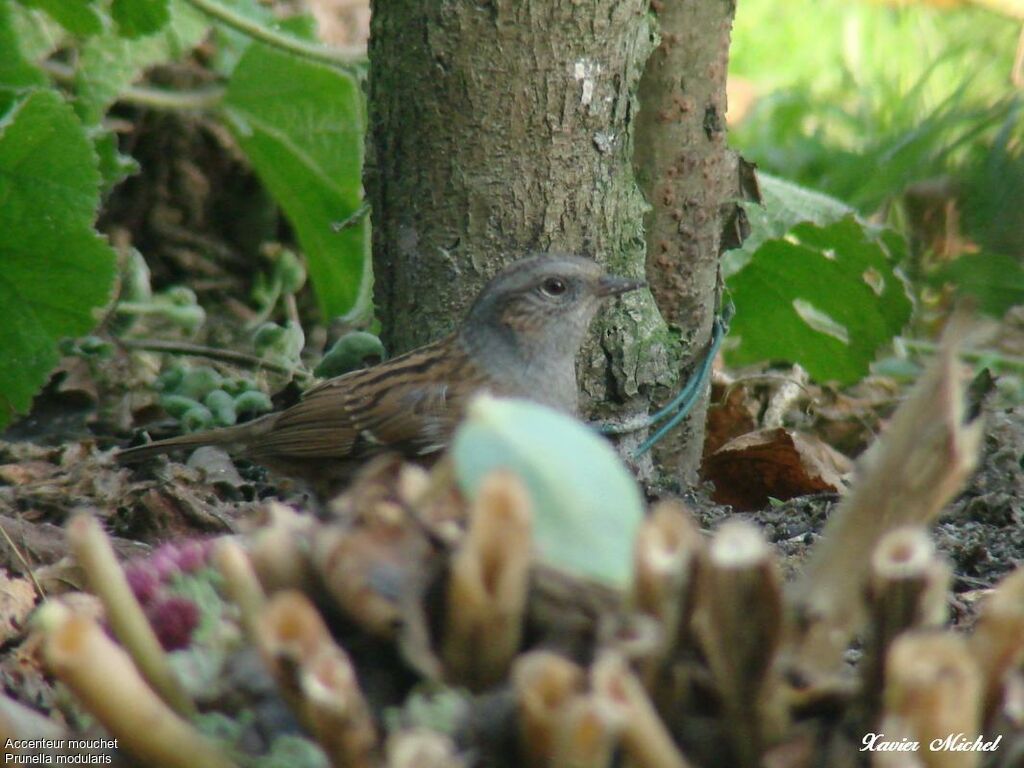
[702,428,852,511]
[0,573,38,645]
[704,383,759,457]
[0,461,61,486]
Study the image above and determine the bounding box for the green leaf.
[111,0,170,38]
[724,171,857,276]
[92,128,140,193]
[0,0,47,114]
[16,0,103,36]
[8,2,65,64]
[0,90,117,428]
[726,217,912,385]
[74,0,208,124]
[928,252,1024,318]
[314,331,384,378]
[223,43,370,321]
[452,396,644,590]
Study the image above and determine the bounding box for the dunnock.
[118,254,643,487]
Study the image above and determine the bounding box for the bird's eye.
[539,277,568,297]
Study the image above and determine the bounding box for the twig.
[119,84,225,111]
[0,524,45,601]
[42,60,225,111]
[182,0,365,67]
[120,338,312,381]
[331,204,371,233]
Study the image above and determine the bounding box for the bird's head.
[462,254,644,366]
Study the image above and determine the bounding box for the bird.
[118,254,644,490]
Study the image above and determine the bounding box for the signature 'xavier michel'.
[119,254,644,486]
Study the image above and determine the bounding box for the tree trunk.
[367,0,738,485]
[367,0,672,456]
[634,0,739,483]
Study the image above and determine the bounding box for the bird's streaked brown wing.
[245,337,487,462]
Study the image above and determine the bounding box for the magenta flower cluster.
[124,539,214,651]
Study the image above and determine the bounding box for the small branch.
[182,0,366,67]
[968,568,1024,726]
[120,338,311,381]
[41,60,224,112]
[693,521,784,768]
[212,538,266,640]
[331,204,371,233]
[0,524,46,600]
[120,84,224,111]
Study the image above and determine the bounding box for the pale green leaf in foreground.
[452,396,644,590]
[0,90,117,427]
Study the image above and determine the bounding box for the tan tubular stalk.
[880,632,984,768]
[247,501,318,594]
[591,652,692,768]
[38,603,235,768]
[513,651,586,768]
[550,696,620,768]
[66,513,194,717]
[254,590,378,765]
[860,527,950,715]
[387,728,464,768]
[967,567,1024,726]
[442,470,532,689]
[693,521,784,768]
[631,500,703,657]
[213,537,267,640]
[789,320,983,679]
[301,650,377,768]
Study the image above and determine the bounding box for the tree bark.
[367,0,739,485]
[634,0,739,483]
[367,0,673,453]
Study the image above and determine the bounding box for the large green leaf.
[0,90,117,428]
[726,217,912,385]
[0,0,46,114]
[74,0,208,124]
[223,43,369,321]
[452,396,644,590]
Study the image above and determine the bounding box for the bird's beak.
[597,274,646,298]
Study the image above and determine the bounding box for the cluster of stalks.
[4,323,1020,768]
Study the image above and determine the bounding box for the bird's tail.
[116,413,277,464]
